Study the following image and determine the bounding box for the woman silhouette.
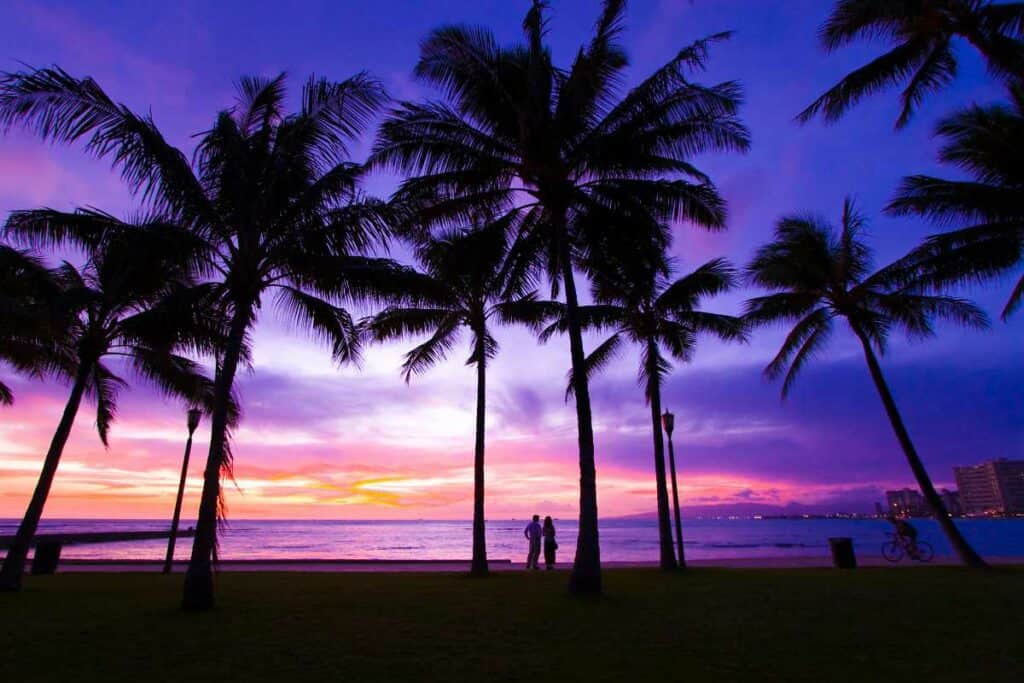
[542,516,557,570]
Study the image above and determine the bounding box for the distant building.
[885,488,929,518]
[939,489,963,517]
[874,502,885,518]
[954,459,1024,516]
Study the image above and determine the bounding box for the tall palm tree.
[0,215,216,591]
[887,86,1024,317]
[799,0,1024,128]
[364,216,552,576]
[541,256,745,570]
[744,198,989,568]
[0,244,67,404]
[0,68,432,609]
[372,0,749,595]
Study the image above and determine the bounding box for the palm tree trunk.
[646,344,678,570]
[0,361,91,591]
[557,234,602,596]
[854,331,988,568]
[470,331,489,577]
[182,306,251,610]
[664,416,686,569]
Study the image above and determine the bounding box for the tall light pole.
[661,410,686,568]
[164,408,202,574]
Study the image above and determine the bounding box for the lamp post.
[163,408,202,574]
[661,410,686,568]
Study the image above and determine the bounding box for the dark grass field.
[1,568,1021,682]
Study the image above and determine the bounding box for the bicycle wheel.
[915,541,934,562]
[881,540,903,562]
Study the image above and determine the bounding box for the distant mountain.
[615,500,876,520]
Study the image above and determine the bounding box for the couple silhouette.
[523,515,557,570]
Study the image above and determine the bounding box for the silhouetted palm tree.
[0,216,215,590]
[372,0,749,594]
[799,0,1024,128]
[364,216,553,576]
[542,256,745,570]
[0,68,431,609]
[0,244,67,404]
[744,198,989,567]
[888,86,1024,317]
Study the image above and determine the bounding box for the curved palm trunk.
[645,345,678,570]
[470,332,489,576]
[855,332,988,568]
[558,238,601,596]
[664,418,686,569]
[182,306,251,610]
[0,361,91,591]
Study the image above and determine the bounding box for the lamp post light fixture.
[163,408,202,574]
[661,410,686,568]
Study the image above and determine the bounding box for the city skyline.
[1,0,1022,520]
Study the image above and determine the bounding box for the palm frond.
[895,42,956,128]
[233,72,287,135]
[492,293,562,331]
[274,286,361,365]
[763,307,834,399]
[656,257,737,313]
[565,332,623,400]
[797,38,929,126]
[363,306,460,342]
[0,66,212,219]
[86,361,126,446]
[401,317,461,381]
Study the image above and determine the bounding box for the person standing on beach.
[524,515,542,570]
[542,516,557,570]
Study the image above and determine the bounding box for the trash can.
[828,537,856,569]
[31,541,62,575]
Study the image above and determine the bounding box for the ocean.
[4,517,1024,562]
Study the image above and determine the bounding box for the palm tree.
[0,215,216,591]
[372,0,749,595]
[887,86,1024,318]
[0,68,433,609]
[744,198,989,568]
[0,244,66,404]
[541,256,745,570]
[363,216,552,576]
[799,0,1024,128]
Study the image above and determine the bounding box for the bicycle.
[881,532,934,563]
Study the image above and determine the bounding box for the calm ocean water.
[3,517,1023,561]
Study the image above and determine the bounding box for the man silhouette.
[524,514,542,570]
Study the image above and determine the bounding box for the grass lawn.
[1,568,1021,682]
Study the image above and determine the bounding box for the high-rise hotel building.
[953,459,1024,516]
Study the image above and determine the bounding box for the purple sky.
[0,0,1021,518]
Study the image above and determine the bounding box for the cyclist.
[887,515,920,556]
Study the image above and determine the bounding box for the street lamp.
[163,408,202,574]
[661,410,686,568]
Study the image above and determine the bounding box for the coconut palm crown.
[744,197,989,567]
[371,0,749,595]
[887,85,1024,318]
[0,67,436,609]
[0,216,219,591]
[799,0,1024,128]
[363,215,556,576]
[0,244,69,404]
[541,254,746,570]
